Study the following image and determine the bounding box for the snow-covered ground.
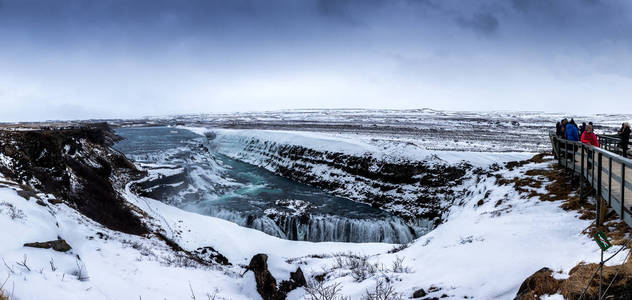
[0,146,623,299]
[202,127,533,168]
[1,112,629,299]
[130,108,632,153]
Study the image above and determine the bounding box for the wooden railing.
[597,134,628,155]
[551,133,632,228]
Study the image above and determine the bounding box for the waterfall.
[205,207,423,243]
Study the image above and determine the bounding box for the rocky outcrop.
[515,263,632,300]
[24,238,72,252]
[514,268,562,300]
[244,253,306,300]
[412,288,427,298]
[193,246,231,266]
[0,124,147,235]
[214,135,471,225]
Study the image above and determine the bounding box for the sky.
[1,0,632,121]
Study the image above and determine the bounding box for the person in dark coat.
[565,120,579,141]
[579,122,587,136]
[556,122,562,137]
[618,122,631,157]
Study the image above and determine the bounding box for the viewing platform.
[550,133,632,229]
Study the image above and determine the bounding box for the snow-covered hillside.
[0,124,628,299]
[204,128,530,225]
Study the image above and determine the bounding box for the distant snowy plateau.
[0,110,629,299]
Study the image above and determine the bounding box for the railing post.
[573,142,576,176]
[557,138,562,166]
[580,145,585,201]
[565,140,569,170]
[621,163,625,221]
[597,153,603,226]
[592,150,596,187]
[608,156,612,207]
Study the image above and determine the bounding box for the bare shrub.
[162,253,197,268]
[304,279,348,300]
[363,279,404,300]
[348,256,378,282]
[123,239,153,257]
[0,202,25,220]
[71,258,89,281]
[390,257,410,274]
[15,255,30,272]
[205,287,229,300]
[330,252,379,282]
[50,258,57,272]
[387,244,409,254]
[0,274,10,300]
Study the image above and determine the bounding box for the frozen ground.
[116,109,632,153]
[0,148,623,299]
[1,109,630,299]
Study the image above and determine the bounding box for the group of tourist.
[555,118,631,158]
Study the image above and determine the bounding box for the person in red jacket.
[581,124,599,147]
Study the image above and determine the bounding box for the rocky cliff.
[213,133,473,226]
[0,124,148,235]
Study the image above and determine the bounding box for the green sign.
[594,231,612,251]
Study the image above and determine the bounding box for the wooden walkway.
[551,134,632,228]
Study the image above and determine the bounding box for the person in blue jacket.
[565,120,580,141]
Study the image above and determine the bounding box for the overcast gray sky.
[1,0,631,121]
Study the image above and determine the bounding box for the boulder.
[24,239,72,252]
[245,254,307,300]
[193,246,231,266]
[247,254,279,300]
[514,267,561,300]
[412,288,427,298]
[279,267,306,295]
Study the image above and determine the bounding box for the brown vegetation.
[514,268,562,300]
[559,262,632,299]
[511,153,632,299]
[516,262,632,300]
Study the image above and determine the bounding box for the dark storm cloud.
[456,12,499,35]
[1,0,632,121]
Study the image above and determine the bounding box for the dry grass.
[560,262,632,299]
[504,153,551,171]
[514,268,562,300]
[499,153,630,239]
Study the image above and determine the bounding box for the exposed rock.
[16,189,40,201]
[247,254,279,300]
[412,288,427,298]
[155,233,230,267]
[0,124,147,235]
[24,239,72,252]
[514,268,561,300]
[278,267,306,295]
[193,246,231,266]
[215,136,473,225]
[245,253,306,300]
[48,199,63,205]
